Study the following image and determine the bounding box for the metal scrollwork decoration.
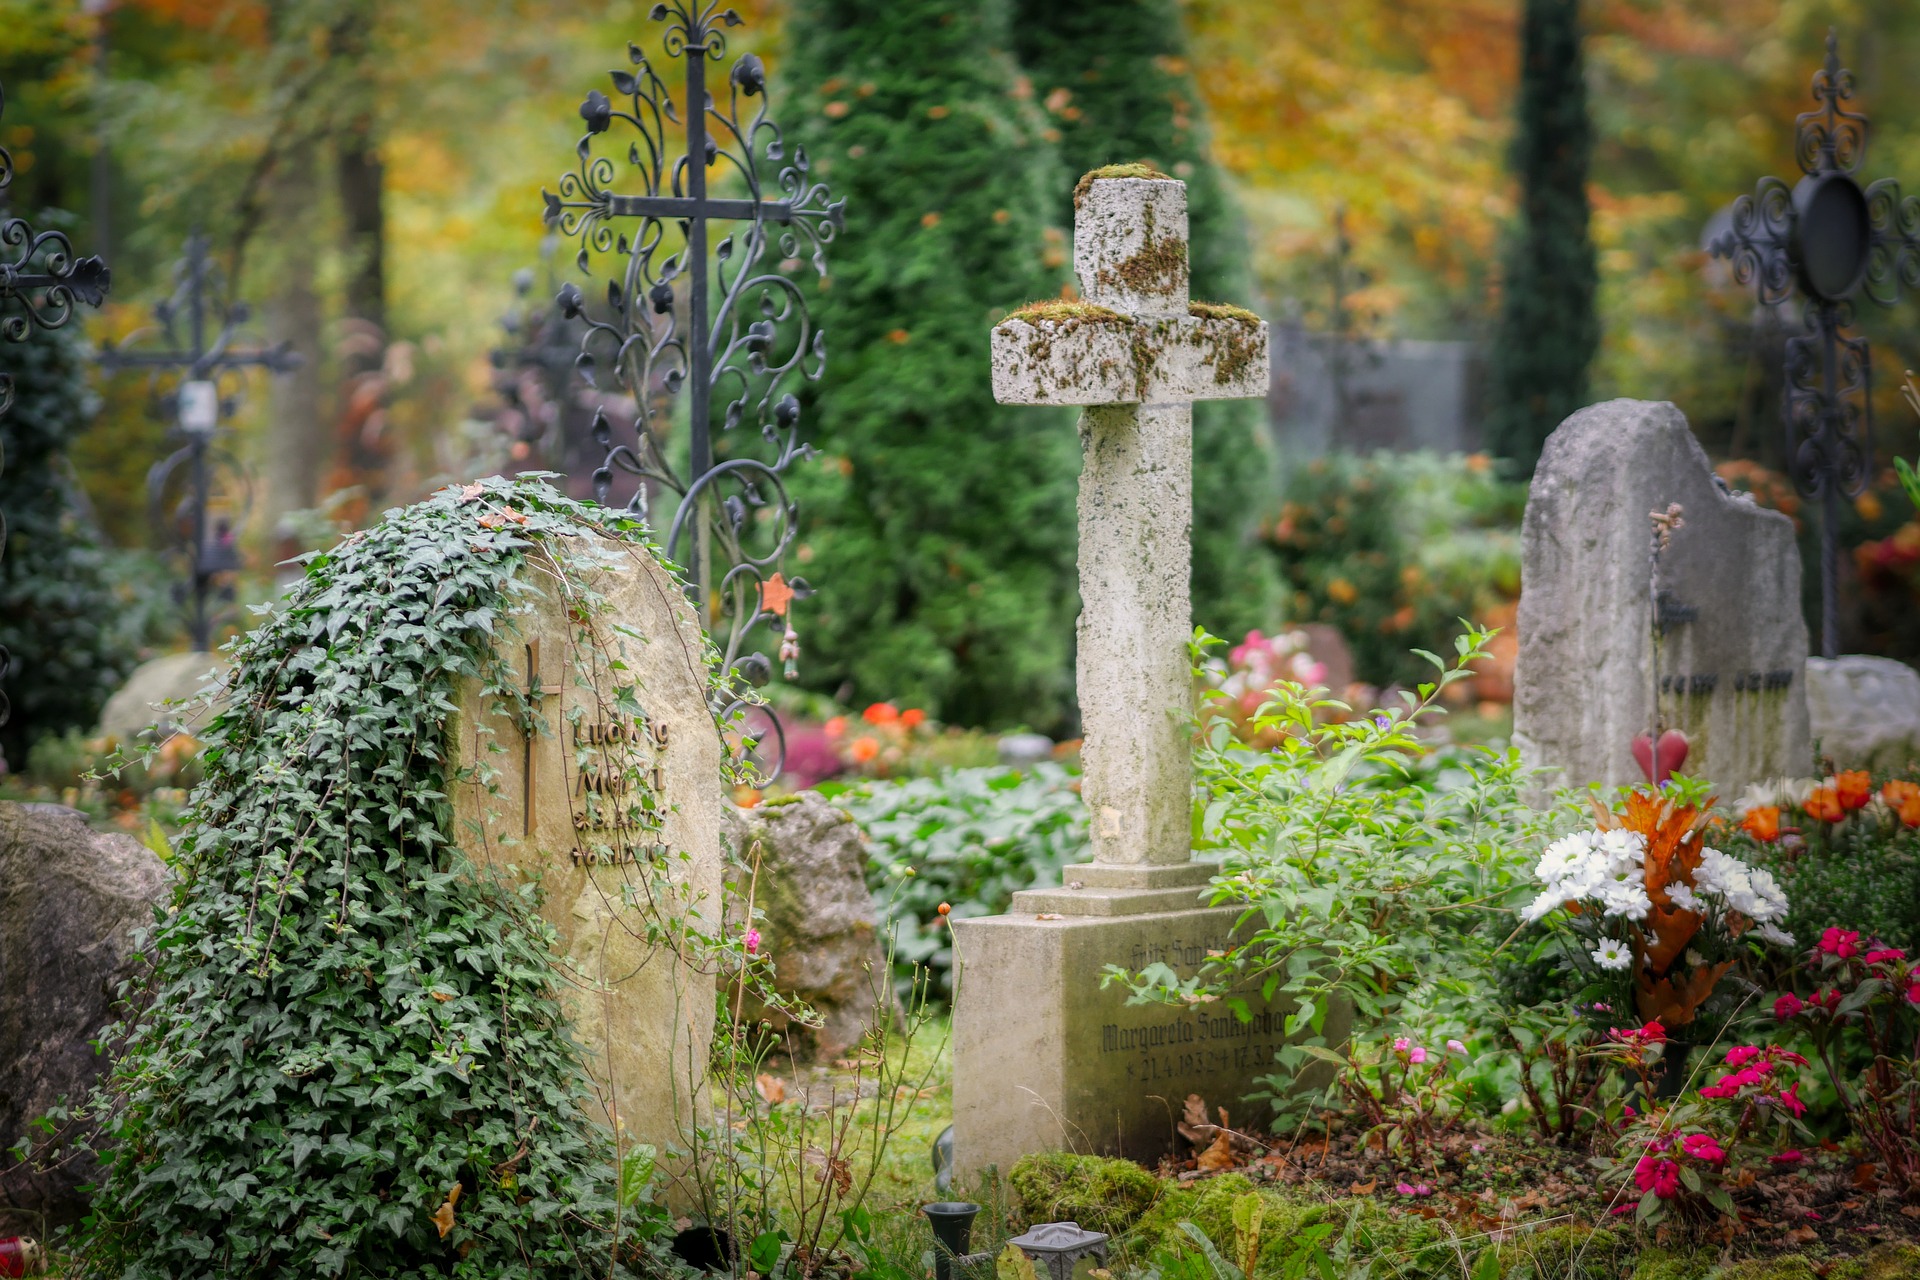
[97,233,296,652]
[543,1,843,774]
[0,78,112,728]
[1708,30,1920,659]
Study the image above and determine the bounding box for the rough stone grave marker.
[447,536,724,1151]
[954,170,1318,1179]
[1514,399,1812,795]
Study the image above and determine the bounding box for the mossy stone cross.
[989,172,1269,872]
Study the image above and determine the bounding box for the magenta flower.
[1633,1156,1681,1198]
[1724,1045,1764,1068]
[1774,1083,1807,1118]
[1770,1150,1804,1166]
[1773,992,1804,1019]
[1408,1045,1429,1064]
[1864,946,1908,965]
[1392,1036,1411,1053]
[1819,927,1860,958]
[743,928,761,955]
[1681,1133,1726,1163]
[1395,1181,1433,1197]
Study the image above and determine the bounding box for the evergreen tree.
[1487,0,1599,476]
[0,317,137,768]
[783,0,1081,729]
[1012,0,1277,640]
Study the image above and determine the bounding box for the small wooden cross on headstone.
[989,169,1270,869]
[520,638,563,837]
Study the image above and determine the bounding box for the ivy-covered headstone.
[81,479,732,1278]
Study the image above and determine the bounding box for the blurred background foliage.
[0,0,1917,756]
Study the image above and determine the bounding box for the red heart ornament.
[1631,730,1690,784]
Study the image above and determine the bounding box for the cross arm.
[989,306,1268,407]
[97,343,300,375]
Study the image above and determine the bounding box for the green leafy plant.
[72,477,755,1279]
[830,762,1089,1001]
[1106,626,1543,1126]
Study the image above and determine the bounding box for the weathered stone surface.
[962,171,1300,1181]
[445,536,723,1156]
[1806,655,1920,772]
[725,792,889,1060]
[988,311,1269,407]
[1514,400,1811,794]
[0,802,168,1228]
[97,651,229,745]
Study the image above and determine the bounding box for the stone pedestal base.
[951,865,1336,1181]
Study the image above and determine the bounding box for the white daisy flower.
[1666,881,1704,913]
[1591,939,1632,971]
[1745,868,1789,923]
[1599,878,1651,921]
[1755,922,1796,948]
[1522,887,1567,924]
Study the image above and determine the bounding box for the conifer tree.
[783,0,1081,729]
[1012,0,1277,639]
[1487,0,1598,475]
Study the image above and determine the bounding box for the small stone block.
[1065,861,1214,889]
[1009,883,1215,917]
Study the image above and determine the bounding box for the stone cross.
[952,174,1300,1183]
[990,172,1269,881]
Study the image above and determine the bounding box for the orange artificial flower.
[1739,806,1781,842]
[862,702,900,726]
[1835,770,1874,811]
[1884,779,1920,828]
[847,736,881,763]
[900,708,926,729]
[1805,786,1846,823]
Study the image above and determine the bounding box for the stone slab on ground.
[0,802,169,1228]
[446,536,723,1154]
[1514,399,1811,794]
[726,792,890,1060]
[97,651,229,745]
[1805,655,1920,773]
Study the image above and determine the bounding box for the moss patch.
[1627,1249,1716,1280]
[1007,1152,1163,1237]
[1095,202,1187,297]
[1709,1258,1820,1280]
[1004,299,1126,326]
[1073,162,1175,207]
[1189,301,1261,324]
[1829,1243,1920,1280]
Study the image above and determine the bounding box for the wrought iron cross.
[0,78,111,730]
[520,638,563,837]
[1708,30,1920,659]
[542,1,841,736]
[97,232,298,651]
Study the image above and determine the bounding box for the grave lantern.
[1007,1221,1111,1280]
[920,1201,988,1280]
[1708,30,1920,658]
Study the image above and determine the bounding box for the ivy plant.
[75,477,746,1279]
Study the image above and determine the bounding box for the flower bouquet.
[1522,791,1793,1031]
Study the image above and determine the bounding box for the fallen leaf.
[754,1073,786,1105]
[1851,1163,1879,1189]
[1784,1226,1818,1245]
[458,483,486,502]
[1195,1130,1238,1172]
[432,1183,462,1239]
[1350,1179,1377,1196]
[429,990,453,1002]
[1901,1204,1920,1220]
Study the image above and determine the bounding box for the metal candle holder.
[921,1201,989,1280]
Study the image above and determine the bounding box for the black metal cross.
[1708,30,1920,659]
[97,232,298,651]
[0,77,111,730]
[542,1,840,699]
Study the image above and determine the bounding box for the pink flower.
[743,928,761,955]
[1864,947,1908,965]
[1908,980,1920,1006]
[1809,988,1843,1013]
[1819,927,1860,959]
[1770,1150,1804,1166]
[1634,1156,1682,1199]
[1392,1036,1411,1052]
[1623,1104,1637,1118]
[1725,1045,1764,1068]
[1610,1204,1635,1216]
[1408,1046,1429,1064]
[1395,1181,1433,1197]
[1446,1039,1468,1056]
[1774,1084,1807,1118]
[1773,992,1804,1019]
[1681,1133,1726,1164]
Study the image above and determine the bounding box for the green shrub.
[1263,451,1523,690]
[828,762,1088,1001]
[1006,1152,1163,1237]
[0,316,140,768]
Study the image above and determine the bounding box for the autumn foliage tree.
[1012,0,1276,639]
[782,0,1081,730]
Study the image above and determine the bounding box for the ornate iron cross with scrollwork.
[0,78,111,731]
[1708,30,1920,659]
[542,1,842,738]
[97,233,298,652]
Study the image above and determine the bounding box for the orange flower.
[823,716,847,738]
[1739,805,1781,842]
[1835,770,1874,811]
[900,708,926,729]
[862,702,900,726]
[1805,786,1845,823]
[1884,779,1920,828]
[848,736,881,763]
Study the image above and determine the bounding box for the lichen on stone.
[1072,162,1176,207]
[1096,201,1188,297]
[1189,300,1261,325]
